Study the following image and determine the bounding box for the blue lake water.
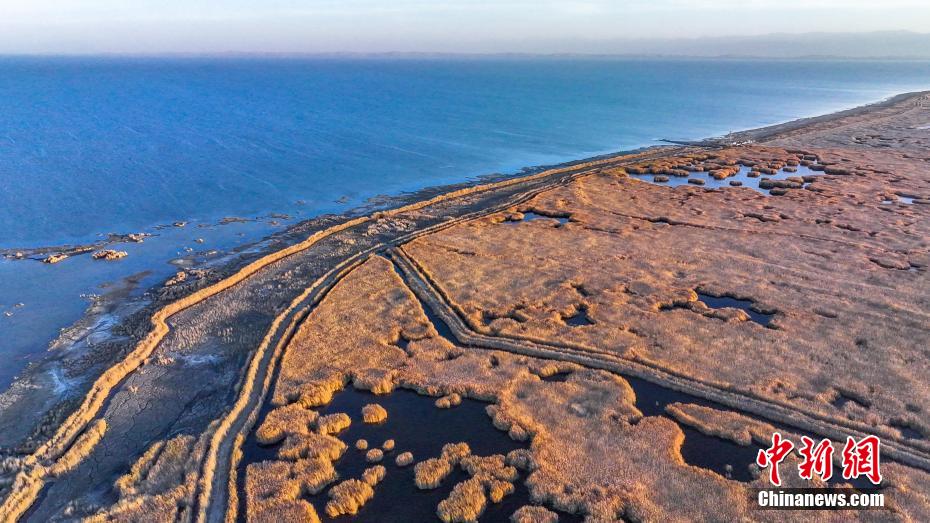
[1,57,929,390]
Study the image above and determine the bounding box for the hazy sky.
[1,0,929,54]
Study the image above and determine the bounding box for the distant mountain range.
[195,31,930,60]
[483,31,930,59]
[33,31,930,60]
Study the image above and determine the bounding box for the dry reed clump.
[316,413,351,435]
[365,449,384,463]
[281,372,347,408]
[355,439,368,450]
[254,403,319,445]
[293,457,340,495]
[436,477,487,523]
[435,393,462,409]
[325,479,375,517]
[245,458,337,520]
[277,432,346,461]
[458,454,517,504]
[415,442,473,489]
[395,452,414,467]
[486,479,515,503]
[382,439,395,451]
[352,368,398,394]
[361,403,388,424]
[415,457,454,489]
[664,402,770,447]
[441,442,472,464]
[486,405,531,442]
[460,454,519,483]
[361,465,386,486]
[510,505,558,523]
[249,458,337,499]
[246,461,300,507]
[48,419,107,477]
[249,499,321,523]
[113,435,196,498]
[530,362,577,379]
[505,449,536,472]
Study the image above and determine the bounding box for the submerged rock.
[43,253,69,264]
[92,249,128,261]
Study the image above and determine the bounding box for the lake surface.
[1,57,929,390]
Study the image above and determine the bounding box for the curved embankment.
[388,247,930,473]
[0,146,668,522]
[196,148,678,523]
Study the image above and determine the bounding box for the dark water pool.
[240,387,583,522]
[697,293,774,327]
[510,212,570,225]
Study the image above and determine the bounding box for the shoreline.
[0,143,663,258]
[1,89,929,520]
[7,84,927,258]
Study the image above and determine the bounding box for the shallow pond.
[628,164,822,195]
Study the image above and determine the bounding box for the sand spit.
[1,91,929,521]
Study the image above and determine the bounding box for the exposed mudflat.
[1,92,929,522]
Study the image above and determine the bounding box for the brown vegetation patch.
[254,403,318,445]
[361,403,388,424]
[511,505,559,523]
[316,413,351,435]
[395,452,414,467]
[324,478,375,517]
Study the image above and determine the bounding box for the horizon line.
[3,52,930,60]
